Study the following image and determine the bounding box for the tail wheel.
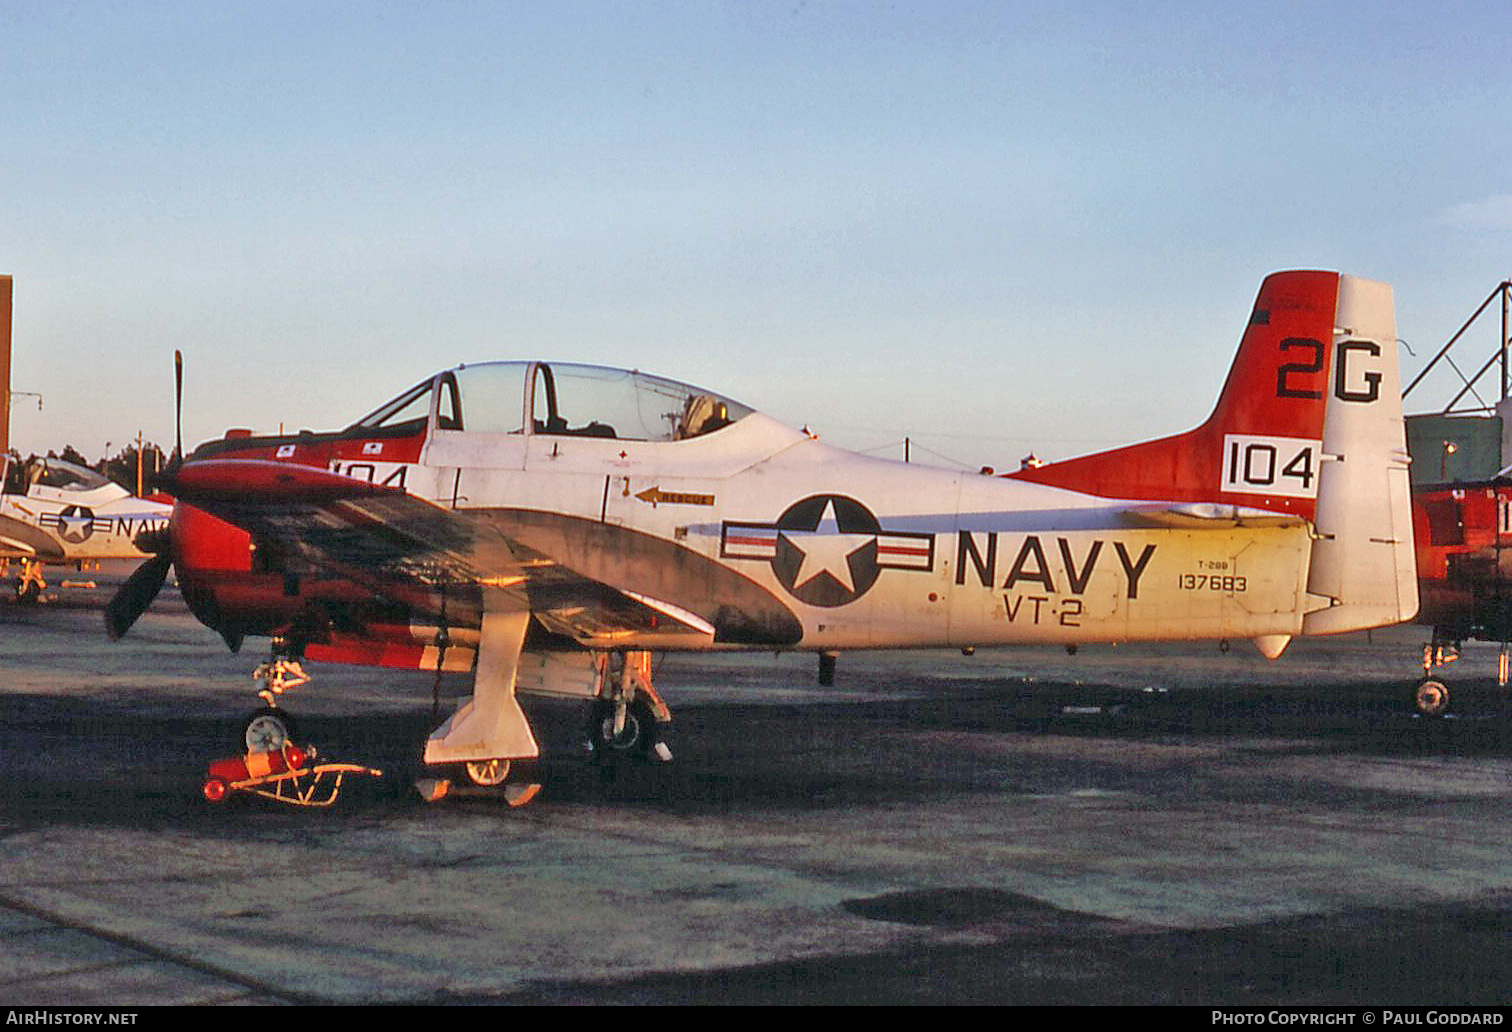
[243,707,298,753]
[464,758,511,787]
[1414,679,1450,718]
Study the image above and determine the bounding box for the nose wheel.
[242,647,309,751]
[244,706,299,752]
[1413,640,1460,718]
[1413,679,1450,719]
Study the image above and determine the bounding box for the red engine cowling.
[171,500,396,644]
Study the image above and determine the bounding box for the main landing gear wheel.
[423,760,538,807]
[464,758,510,787]
[588,698,659,761]
[1414,679,1450,718]
[243,707,298,752]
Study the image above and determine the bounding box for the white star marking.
[780,499,875,593]
[58,512,93,541]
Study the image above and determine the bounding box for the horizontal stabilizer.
[1119,504,1310,530]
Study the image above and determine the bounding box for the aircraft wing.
[0,512,66,561]
[164,459,798,647]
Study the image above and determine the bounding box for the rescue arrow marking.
[635,486,715,508]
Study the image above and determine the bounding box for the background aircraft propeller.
[106,349,186,642]
[173,349,182,469]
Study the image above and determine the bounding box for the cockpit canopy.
[350,362,754,443]
[27,457,113,492]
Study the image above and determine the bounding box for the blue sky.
[3,1,1509,469]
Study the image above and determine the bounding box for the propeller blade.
[132,523,171,556]
[104,553,172,641]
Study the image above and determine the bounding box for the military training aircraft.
[0,276,172,600]
[1408,478,1512,715]
[1,454,171,601]
[105,270,1418,803]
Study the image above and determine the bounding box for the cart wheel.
[464,758,510,787]
[244,707,298,752]
[203,777,230,803]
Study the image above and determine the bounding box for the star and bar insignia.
[721,494,934,607]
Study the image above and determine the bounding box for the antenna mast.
[1,275,11,456]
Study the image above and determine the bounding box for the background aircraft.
[0,454,171,601]
[1409,479,1512,716]
[1399,280,1512,715]
[0,276,172,602]
[107,270,1418,803]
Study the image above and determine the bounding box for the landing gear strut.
[1415,640,1459,717]
[14,559,44,603]
[1414,636,1473,718]
[422,602,543,805]
[587,650,672,765]
[242,646,308,750]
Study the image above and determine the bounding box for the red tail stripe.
[1007,270,1340,520]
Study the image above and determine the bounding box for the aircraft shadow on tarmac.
[4,673,1512,827]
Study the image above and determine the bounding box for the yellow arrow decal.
[635,486,715,508]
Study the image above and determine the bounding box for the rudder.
[1301,274,1417,633]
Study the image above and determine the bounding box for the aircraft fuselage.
[173,410,1318,657]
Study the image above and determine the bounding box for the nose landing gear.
[1413,639,1512,718]
[241,651,309,750]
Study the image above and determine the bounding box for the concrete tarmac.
[3,577,1512,1005]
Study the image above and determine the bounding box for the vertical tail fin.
[1011,270,1340,519]
[1012,270,1417,632]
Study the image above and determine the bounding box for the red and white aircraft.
[107,271,1418,802]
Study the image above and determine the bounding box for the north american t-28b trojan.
[107,271,1418,803]
[1,455,170,602]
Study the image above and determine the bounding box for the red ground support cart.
[202,742,382,806]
